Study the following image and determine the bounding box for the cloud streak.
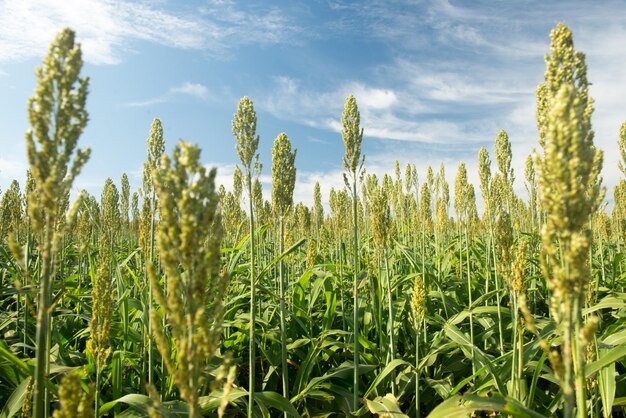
[125,82,210,107]
[0,0,299,65]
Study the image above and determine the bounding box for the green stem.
[511,294,518,399]
[465,226,475,376]
[415,327,420,418]
[491,232,505,356]
[279,217,289,417]
[33,225,52,418]
[384,251,396,396]
[148,190,155,387]
[574,296,587,418]
[563,299,575,418]
[95,362,100,418]
[248,175,257,418]
[352,178,360,413]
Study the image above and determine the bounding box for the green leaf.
[365,393,408,417]
[427,394,548,418]
[597,348,616,418]
[443,323,505,394]
[586,345,626,378]
[99,394,153,415]
[255,391,301,417]
[364,359,410,398]
[583,295,626,315]
[199,387,248,411]
[0,377,31,418]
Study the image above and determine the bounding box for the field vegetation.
[0,23,625,417]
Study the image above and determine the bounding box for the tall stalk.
[410,274,425,418]
[351,179,360,411]
[384,252,396,395]
[536,23,603,417]
[271,132,297,417]
[279,218,288,409]
[340,95,364,412]
[148,141,227,418]
[366,174,396,395]
[141,118,165,389]
[24,29,90,418]
[232,97,261,418]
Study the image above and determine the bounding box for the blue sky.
[1,0,626,206]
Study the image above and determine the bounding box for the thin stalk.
[33,223,52,418]
[421,222,426,289]
[518,310,524,400]
[434,226,449,319]
[23,224,31,356]
[563,298,575,418]
[415,328,420,418]
[465,225,475,375]
[352,179,360,412]
[95,363,100,418]
[490,233,505,356]
[384,251,396,396]
[511,294,518,399]
[339,241,346,332]
[278,217,289,417]
[148,189,156,387]
[574,296,587,418]
[248,176,257,418]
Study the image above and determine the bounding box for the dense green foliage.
[1,24,626,418]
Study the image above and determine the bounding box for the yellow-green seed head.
[149,140,227,415]
[53,373,94,418]
[313,181,324,227]
[454,161,469,222]
[25,28,91,236]
[341,95,365,177]
[536,81,603,324]
[365,174,394,252]
[511,240,527,296]
[143,118,165,194]
[232,96,260,172]
[271,132,297,216]
[619,122,626,177]
[410,275,426,330]
[495,129,515,188]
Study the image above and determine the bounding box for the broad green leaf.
[427,394,548,418]
[365,393,408,417]
[597,348,616,418]
[0,377,31,418]
[255,391,301,418]
[586,345,626,378]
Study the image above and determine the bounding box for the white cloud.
[0,157,27,184]
[258,74,506,144]
[126,82,210,107]
[352,86,397,109]
[259,2,626,207]
[171,82,209,100]
[0,0,298,65]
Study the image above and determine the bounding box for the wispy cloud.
[258,75,504,144]
[171,82,209,100]
[126,82,210,107]
[0,0,299,65]
[258,0,626,200]
[0,157,27,184]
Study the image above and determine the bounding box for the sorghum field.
[1,22,626,418]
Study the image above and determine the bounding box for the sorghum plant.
[148,141,227,418]
[25,28,90,418]
[232,96,260,417]
[341,94,365,412]
[535,25,603,416]
[271,132,297,414]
